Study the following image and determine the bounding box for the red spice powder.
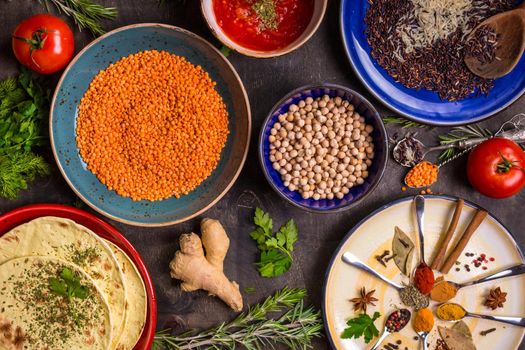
[414,263,434,294]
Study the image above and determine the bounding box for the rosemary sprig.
[383,116,428,129]
[438,125,492,161]
[39,0,117,36]
[152,287,323,350]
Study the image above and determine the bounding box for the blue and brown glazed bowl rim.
[50,23,251,227]
[258,83,388,213]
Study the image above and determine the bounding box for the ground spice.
[77,50,229,201]
[405,162,438,188]
[435,339,451,350]
[413,308,434,333]
[399,284,429,310]
[436,303,466,321]
[414,262,435,294]
[430,279,458,302]
[364,0,514,101]
[385,309,411,333]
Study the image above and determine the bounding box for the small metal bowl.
[200,0,327,58]
[259,84,388,212]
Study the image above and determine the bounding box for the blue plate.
[259,84,388,212]
[340,0,525,125]
[50,24,251,226]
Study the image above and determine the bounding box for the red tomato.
[467,138,525,198]
[12,14,74,74]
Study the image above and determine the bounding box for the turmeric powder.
[437,303,466,321]
[413,308,434,333]
[430,279,458,302]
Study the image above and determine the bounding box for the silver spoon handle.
[425,144,458,153]
[415,195,425,262]
[370,330,390,350]
[421,333,429,350]
[342,252,403,290]
[458,264,525,288]
[427,137,488,153]
[466,313,525,327]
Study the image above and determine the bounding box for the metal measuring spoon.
[393,136,488,167]
[371,309,411,350]
[416,330,430,350]
[413,196,435,294]
[437,303,525,327]
[450,264,525,291]
[342,252,404,290]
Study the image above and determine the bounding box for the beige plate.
[323,195,525,350]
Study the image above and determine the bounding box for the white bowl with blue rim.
[50,24,251,227]
[259,84,388,212]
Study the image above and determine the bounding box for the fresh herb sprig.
[438,125,492,161]
[0,68,51,199]
[383,116,429,129]
[341,312,381,344]
[49,267,89,302]
[152,287,323,350]
[38,0,117,36]
[250,207,298,277]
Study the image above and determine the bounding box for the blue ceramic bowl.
[340,0,525,126]
[50,24,251,226]
[259,84,388,212]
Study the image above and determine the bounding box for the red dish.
[0,204,157,350]
[213,0,314,51]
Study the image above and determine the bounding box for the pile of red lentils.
[76,50,229,201]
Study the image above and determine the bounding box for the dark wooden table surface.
[1,1,524,349]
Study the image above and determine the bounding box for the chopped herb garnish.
[252,0,279,31]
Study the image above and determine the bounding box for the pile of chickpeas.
[268,95,375,200]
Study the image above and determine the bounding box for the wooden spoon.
[465,2,525,79]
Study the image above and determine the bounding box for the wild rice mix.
[364,0,513,101]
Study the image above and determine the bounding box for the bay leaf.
[392,226,415,276]
[452,320,473,340]
[438,326,477,350]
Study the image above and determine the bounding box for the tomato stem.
[497,151,524,173]
[13,28,55,70]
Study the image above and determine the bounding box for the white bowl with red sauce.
[201,0,327,58]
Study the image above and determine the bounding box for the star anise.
[350,287,378,313]
[484,287,507,310]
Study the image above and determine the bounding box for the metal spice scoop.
[370,309,411,350]
[437,303,525,327]
[394,113,525,168]
[400,114,525,188]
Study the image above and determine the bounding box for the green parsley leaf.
[254,207,273,235]
[48,268,90,302]
[341,312,381,344]
[250,208,298,278]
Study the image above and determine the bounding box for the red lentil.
[77,50,229,201]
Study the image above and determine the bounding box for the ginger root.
[169,218,243,312]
